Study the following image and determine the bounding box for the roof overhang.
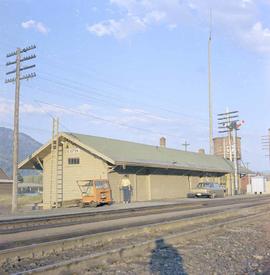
[19,140,52,169]
[114,160,232,174]
[0,179,13,183]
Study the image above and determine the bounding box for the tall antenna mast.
[208,9,214,154]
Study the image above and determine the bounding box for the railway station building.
[19,133,234,209]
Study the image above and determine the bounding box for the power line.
[42,53,211,121]
[25,81,177,126]
[12,37,220,125]
[1,120,51,134]
[34,72,210,124]
[40,55,160,97]
[6,85,187,141]
[35,101,72,133]
[32,56,211,122]
[34,100,186,140]
[39,72,122,102]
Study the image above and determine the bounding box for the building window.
[68,158,80,165]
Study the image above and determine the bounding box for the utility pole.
[228,120,244,195]
[182,140,190,151]
[226,107,233,162]
[261,129,270,166]
[208,9,214,155]
[5,45,36,213]
[217,111,243,195]
[217,111,239,158]
[232,124,239,194]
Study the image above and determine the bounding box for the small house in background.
[0,168,13,196]
[247,176,270,194]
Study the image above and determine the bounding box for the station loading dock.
[19,133,234,209]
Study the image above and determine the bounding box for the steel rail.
[0,198,269,256]
[1,195,268,234]
[4,205,269,275]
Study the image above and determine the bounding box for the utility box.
[247,176,266,194]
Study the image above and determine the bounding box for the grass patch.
[0,194,42,207]
[18,194,42,206]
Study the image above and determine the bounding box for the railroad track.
[0,197,269,251]
[0,201,203,234]
[0,195,269,234]
[1,198,269,275]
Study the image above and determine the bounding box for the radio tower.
[208,9,214,154]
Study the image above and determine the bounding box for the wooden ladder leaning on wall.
[50,118,63,208]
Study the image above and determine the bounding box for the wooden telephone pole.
[5,45,36,213]
[182,140,190,151]
[218,111,243,195]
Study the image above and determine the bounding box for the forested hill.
[0,127,41,177]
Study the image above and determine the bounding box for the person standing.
[120,175,132,204]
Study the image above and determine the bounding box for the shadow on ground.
[149,239,187,275]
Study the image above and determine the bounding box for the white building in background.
[247,176,270,194]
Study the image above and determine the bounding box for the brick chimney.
[160,137,166,148]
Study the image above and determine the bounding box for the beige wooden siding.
[62,144,108,202]
[107,172,121,202]
[43,142,108,209]
[135,175,150,201]
[42,153,53,209]
[150,175,190,199]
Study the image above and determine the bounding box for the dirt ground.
[89,212,270,275]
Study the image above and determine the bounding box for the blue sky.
[0,0,270,171]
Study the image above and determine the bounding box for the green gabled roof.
[66,133,234,174]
